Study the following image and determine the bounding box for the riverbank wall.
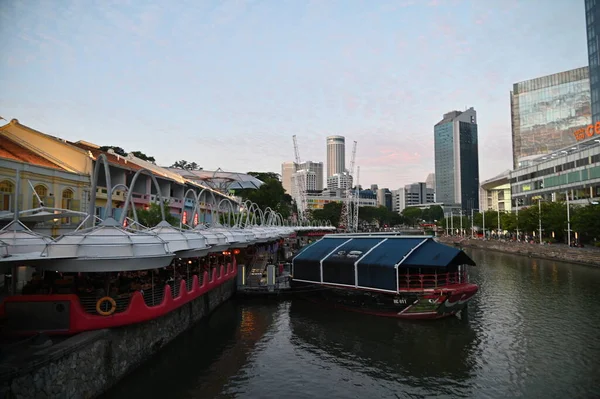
[0,280,235,399]
[438,236,600,267]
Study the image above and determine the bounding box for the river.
[103,249,600,399]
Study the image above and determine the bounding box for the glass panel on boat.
[400,240,475,268]
[357,238,426,269]
[293,237,351,283]
[321,238,382,286]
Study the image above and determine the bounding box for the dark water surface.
[104,249,600,399]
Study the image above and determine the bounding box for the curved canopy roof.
[294,235,475,269]
[40,219,175,272]
[147,221,210,256]
[292,235,475,292]
[193,225,230,252]
[166,168,264,190]
[0,220,52,255]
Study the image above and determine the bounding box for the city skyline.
[0,0,587,188]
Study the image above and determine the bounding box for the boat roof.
[293,234,475,269]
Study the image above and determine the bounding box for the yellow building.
[480,170,512,212]
[0,122,90,235]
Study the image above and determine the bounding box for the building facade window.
[33,184,48,208]
[0,180,15,212]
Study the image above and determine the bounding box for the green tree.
[572,204,600,243]
[130,151,156,164]
[99,146,127,156]
[171,160,202,170]
[402,207,423,226]
[136,200,179,227]
[236,172,292,218]
[311,202,343,227]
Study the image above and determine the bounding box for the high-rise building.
[281,161,296,194]
[281,161,323,195]
[425,173,436,202]
[392,188,406,214]
[326,136,345,177]
[327,173,353,192]
[404,182,435,206]
[510,67,591,168]
[586,0,600,123]
[434,107,480,212]
[297,161,324,191]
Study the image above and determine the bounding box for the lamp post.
[471,208,474,238]
[450,210,454,235]
[566,190,571,247]
[497,207,501,239]
[515,198,520,240]
[538,198,543,244]
[445,213,449,236]
[459,209,463,237]
[482,209,486,239]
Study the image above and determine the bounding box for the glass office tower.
[434,107,480,213]
[586,0,600,123]
[510,67,591,168]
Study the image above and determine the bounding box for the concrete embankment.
[0,280,235,399]
[438,237,600,268]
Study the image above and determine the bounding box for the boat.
[291,233,478,320]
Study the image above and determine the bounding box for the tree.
[130,151,156,164]
[357,206,404,227]
[247,172,280,182]
[572,204,600,243]
[311,202,343,227]
[171,160,202,171]
[402,207,423,226]
[136,200,179,227]
[235,172,292,218]
[99,146,127,157]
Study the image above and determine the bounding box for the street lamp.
[538,198,544,244]
[470,208,482,239]
[566,190,571,247]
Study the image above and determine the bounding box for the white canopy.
[147,221,210,257]
[39,218,175,272]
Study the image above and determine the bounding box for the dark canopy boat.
[291,234,478,320]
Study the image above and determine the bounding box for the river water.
[104,249,600,399]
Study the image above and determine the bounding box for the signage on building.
[573,121,600,141]
[182,211,188,225]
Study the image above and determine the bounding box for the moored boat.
[291,233,478,320]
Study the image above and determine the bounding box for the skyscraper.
[586,0,600,123]
[326,136,345,177]
[281,161,296,194]
[434,108,480,212]
[510,67,591,168]
[281,161,324,195]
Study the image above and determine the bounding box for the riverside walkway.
[438,236,600,268]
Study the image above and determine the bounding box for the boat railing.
[398,270,468,290]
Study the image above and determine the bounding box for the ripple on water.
[105,251,600,399]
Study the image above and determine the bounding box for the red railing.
[397,270,468,291]
[0,260,237,335]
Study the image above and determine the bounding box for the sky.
[0,0,590,189]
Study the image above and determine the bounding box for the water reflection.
[102,300,278,399]
[106,250,600,399]
[290,300,477,379]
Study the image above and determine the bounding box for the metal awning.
[147,221,211,258]
[0,220,52,255]
[38,218,175,272]
[193,225,230,252]
[0,207,88,223]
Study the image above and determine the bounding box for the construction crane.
[292,135,308,222]
[339,141,357,231]
[353,166,360,232]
